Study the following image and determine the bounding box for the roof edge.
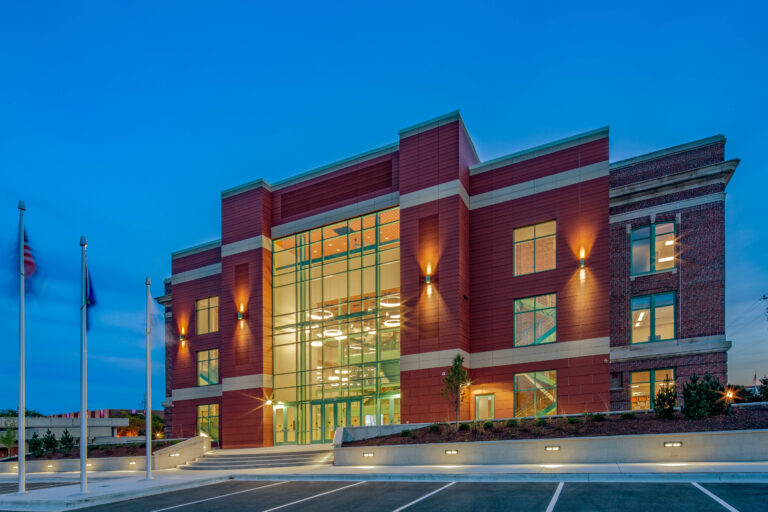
[171,240,221,260]
[470,126,609,176]
[610,134,726,170]
[398,110,461,138]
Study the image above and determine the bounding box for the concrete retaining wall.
[333,423,430,446]
[335,429,768,465]
[0,436,209,473]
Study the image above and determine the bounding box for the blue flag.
[86,269,96,331]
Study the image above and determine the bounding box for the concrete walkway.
[1,461,767,511]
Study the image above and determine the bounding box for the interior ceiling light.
[310,341,323,347]
[658,257,674,262]
[380,294,401,308]
[638,312,646,322]
[328,376,340,381]
[383,319,400,328]
[665,240,675,246]
[310,309,334,320]
[324,328,343,337]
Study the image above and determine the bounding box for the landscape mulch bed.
[344,406,768,447]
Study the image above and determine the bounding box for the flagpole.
[79,236,88,494]
[18,201,26,494]
[144,277,152,480]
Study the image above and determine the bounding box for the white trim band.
[399,180,469,210]
[470,161,609,211]
[171,263,221,285]
[171,385,222,402]
[271,191,399,239]
[401,337,610,372]
[222,374,273,391]
[609,192,725,224]
[610,335,730,362]
[221,235,272,257]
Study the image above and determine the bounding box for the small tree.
[59,429,75,454]
[29,432,43,457]
[758,376,768,402]
[702,373,730,416]
[0,419,17,457]
[653,377,676,419]
[681,373,709,420]
[41,429,58,454]
[441,354,471,429]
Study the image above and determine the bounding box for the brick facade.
[158,113,737,447]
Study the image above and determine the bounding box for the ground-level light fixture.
[363,452,374,457]
[663,441,682,448]
[545,446,560,452]
[445,449,458,455]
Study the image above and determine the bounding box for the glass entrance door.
[309,399,363,444]
[274,405,297,445]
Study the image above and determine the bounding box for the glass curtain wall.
[272,207,401,444]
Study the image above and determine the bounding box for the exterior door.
[274,405,297,445]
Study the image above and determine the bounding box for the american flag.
[23,229,36,278]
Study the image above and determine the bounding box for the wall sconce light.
[425,264,433,284]
[579,249,585,269]
[179,328,186,346]
[237,303,246,321]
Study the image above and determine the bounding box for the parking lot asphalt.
[73,479,768,512]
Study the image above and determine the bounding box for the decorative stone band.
[469,161,608,211]
[170,263,221,285]
[271,191,399,239]
[399,180,470,210]
[610,335,731,363]
[168,374,273,404]
[400,337,610,372]
[221,235,272,257]
[609,192,725,224]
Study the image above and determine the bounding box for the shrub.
[400,429,412,437]
[620,412,636,420]
[428,423,441,433]
[506,419,518,428]
[535,417,547,427]
[128,444,137,455]
[458,422,470,431]
[591,413,606,422]
[483,421,494,430]
[565,416,581,425]
[29,432,43,457]
[703,374,730,416]
[59,429,75,453]
[654,378,677,419]
[681,372,729,420]
[41,429,58,454]
[758,376,768,402]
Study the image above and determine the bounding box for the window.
[196,296,219,335]
[514,220,556,276]
[631,292,675,344]
[631,222,675,275]
[197,403,219,441]
[514,370,556,417]
[197,349,219,386]
[631,369,675,410]
[475,394,495,420]
[514,294,556,347]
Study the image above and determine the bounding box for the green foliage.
[0,419,17,455]
[428,423,441,432]
[59,429,75,453]
[400,429,412,437]
[653,377,677,419]
[591,413,606,422]
[682,372,730,420]
[458,422,470,431]
[41,429,58,454]
[441,354,471,428]
[758,377,768,402]
[0,409,44,418]
[482,421,494,430]
[566,416,581,424]
[29,432,43,457]
[535,417,547,427]
[620,412,636,420]
[505,419,518,428]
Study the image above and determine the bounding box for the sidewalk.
[1,461,767,511]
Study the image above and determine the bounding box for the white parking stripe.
[545,482,564,512]
[392,482,456,512]
[150,481,287,512]
[261,481,366,512]
[691,482,740,512]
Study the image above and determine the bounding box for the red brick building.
[156,112,737,447]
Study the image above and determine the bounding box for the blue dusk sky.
[1,2,766,413]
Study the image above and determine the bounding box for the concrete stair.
[180,449,334,470]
